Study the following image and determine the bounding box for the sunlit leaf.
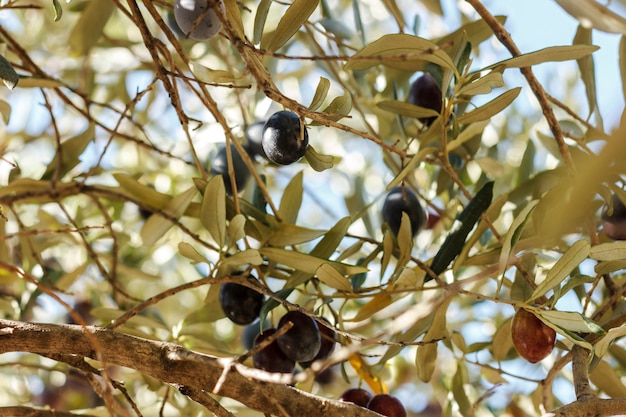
[377,100,439,119]
[590,360,626,398]
[416,296,451,382]
[344,34,457,73]
[457,71,504,96]
[537,310,603,334]
[261,0,319,51]
[178,242,209,264]
[498,200,538,281]
[69,0,115,55]
[190,62,240,84]
[0,100,11,124]
[387,147,438,190]
[141,187,197,247]
[201,176,226,247]
[316,263,352,291]
[595,326,626,358]
[574,25,599,119]
[349,294,394,322]
[448,120,489,152]
[41,123,95,180]
[487,45,599,70]
[492,317,514,361]
[304,145,334,171]
[253,0,272,44]
[279,171,303,224]
[261,247,367,276]
[220,249,263,266]
[0,55,19,90]
[317,89,352,122]
[308,77,331,111]
[556,0,626,34]
[457,88,521,124]
[529,240,590,301]
[266,223,326,246]
[589,241,626,261]
[17,76,65,88]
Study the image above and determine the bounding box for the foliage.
[0,0,625,416]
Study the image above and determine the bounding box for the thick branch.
[542,398,626,417]
[0,320,379,417]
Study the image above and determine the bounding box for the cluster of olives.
[210,110,309,195]
[218,274,336,375]
[339,388,407,417]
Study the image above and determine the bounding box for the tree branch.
[0,320,380,417]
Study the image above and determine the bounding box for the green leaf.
[456,88,521,124]
[556,0,626,34]
[574,25,599,119]
[344,34,457,73]
[487,45,599,70]
[448,120,490,152]
[349,294,394,322]
[377,100,440,119]
[52,0,63,21]
[537,310,604,334]
[190,62,240,84]
[430,182,494,276]
[228,213,247,244]
[317,89,352,122]
[285,217,351,288]
[178,242,209,264]
[304,145,334,171]
[253,0,272,44]
[260,247,367,276]
[589,241,626,261]
[141,187,197,246]
[316,263,353,292]
[595,326,626,358]
[386,147,438,190]
[0,100,11,124]
[261,0,319,52]
[0,55,19,90]
[529,239,590,301]
[279,171,303,224]
[41,124,95,180]
[415,296,451,382]
[499,200,539,276]
[69,0,115,55]
[590,360,626,398]
[309,77,331,111]
[220,249,263,266]
[595,260,626,275]
[266,223,326,246]
[201,177,226,247]
[457,71,504,96]
[16,76,64,89]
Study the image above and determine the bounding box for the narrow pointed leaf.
[487,45,599,70]
[0,55,19,90]
[260,247,367,276]
[42,124,95,180]
[141,187,197,246]
[309,77,331,111]
[279,171,303,224]
[316,263,352,291]
[261,0,319,51]
[589,241,626,261]
[201,176,226,247]
[529,239,590,301]
[69,0,115,55]
[457,88,521,124]
[253,0,272,44]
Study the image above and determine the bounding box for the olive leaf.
[377,100,440,119]
[253,0,272,44]
[309,77,331,111]
[0,100,11,124]
[529,239,590,301]
[589,241,626,261]
[141,187,197,247]
[457,88,521,124]
[261,0,319,52]
[279,171,303,224]
[486,45,599,70]
[69,0,115,55]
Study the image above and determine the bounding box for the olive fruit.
[382,186,426,238]
[252,328,296,374]
[174,0,224,40]
[339,388,372,407]
[300,318,337,367]
[276,311,321,363]
[367,394,407,417]
[511,308,556,363]
[244,120,267,159]
[601,193,626,240]
[408,73,442,126]
[210,144,251,195]
[261,111,309,165]
[219,277,264,325]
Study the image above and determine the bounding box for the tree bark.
[0,320,379,417]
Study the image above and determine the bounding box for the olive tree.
[0,0,625,416]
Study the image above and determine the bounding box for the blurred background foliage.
[0,0,626,415]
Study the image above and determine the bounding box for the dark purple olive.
[339,388,372,407]
[262,111,309,165]
[408,73,442,126]
[276,311,321,363]
[367,394,407,417]
[382,186,426,238]
[602,193,626,240]
[219,276,264,325]
[252,328,296,374]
